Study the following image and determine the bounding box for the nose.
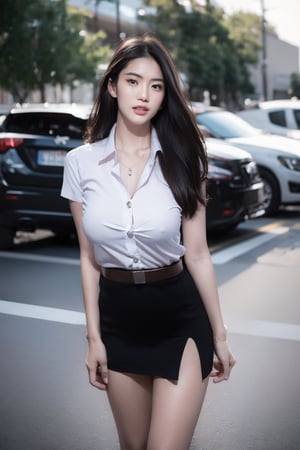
[138,85,149,102]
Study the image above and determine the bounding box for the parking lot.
[1,209,300,450]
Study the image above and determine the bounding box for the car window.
[195,111,261,139]
[268,110,286,127]
[292,110,300,129]
[3,112,86,139]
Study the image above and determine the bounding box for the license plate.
[37,150,67,167]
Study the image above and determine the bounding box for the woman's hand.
[211,340,236,384]
[85,340,109,390]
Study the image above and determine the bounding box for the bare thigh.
[107,370,153,450]
[147,338,209,450]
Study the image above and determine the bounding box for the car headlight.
[278,156,300,171]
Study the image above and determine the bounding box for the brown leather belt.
[100,260,183,285]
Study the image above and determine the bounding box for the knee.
[120,435,147,450]
[147,439,190,450]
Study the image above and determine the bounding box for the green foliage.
[144,2,281,106]
[0,0,111,102]
[0,0,38,101]
[79,30,112,81]
[145,1,256,105]
[176,10,227,93]
[0,0,273,106]
[222,12,263,65]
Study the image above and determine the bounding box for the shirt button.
[133,257,139,263]
[126,201,132,208]
[127,231,134,239]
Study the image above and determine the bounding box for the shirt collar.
[98,124,162,166]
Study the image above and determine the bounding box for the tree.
[222,12,263,66]
[67,29,112,100]
[0,0,40,102]
[222,11,279,103]
[43,6,111,100]
[144,1,255,106]
[176,10,226,99]
[0,0,111,103]
[223,11,277,62]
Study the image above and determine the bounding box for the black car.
[205,138,264,232]
[0,104,264,249]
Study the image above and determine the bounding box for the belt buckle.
[133,270,146,284]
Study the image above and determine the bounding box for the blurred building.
[69,0,155,43]
[249,33,299,101]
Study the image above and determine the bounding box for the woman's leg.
[147,338,209,450]
[107,370,153,450]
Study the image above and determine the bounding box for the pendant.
[128,168,133,176]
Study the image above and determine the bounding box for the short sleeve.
[61,149,83,202]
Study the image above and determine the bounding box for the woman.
[61,35,235,450]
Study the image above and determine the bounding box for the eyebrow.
[123,71,164,82]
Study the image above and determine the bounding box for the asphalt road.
[0,207,300,450]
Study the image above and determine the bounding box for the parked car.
[0,103,264,249]
[205,138,264,232]
[237,100,300,140]
[0,104,90,249]
[0,115,6,127]
[193,103,300,216]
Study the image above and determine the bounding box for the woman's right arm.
[70,200,109,390]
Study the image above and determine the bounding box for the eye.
[127,78,138,86]
[152,83,164,91]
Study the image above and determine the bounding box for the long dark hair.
[85,35,208,217]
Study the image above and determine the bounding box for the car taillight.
[0,138,24,153]
[208,162,233,180]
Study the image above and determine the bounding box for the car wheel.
[0,227,15,249]
[259,168,280,216]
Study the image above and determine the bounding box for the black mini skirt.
[99,267,214,381]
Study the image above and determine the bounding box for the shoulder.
[65,140,106,159]
[65,139,109,165]
[65,125,115,168]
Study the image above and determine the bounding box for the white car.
[193,105,300,215]
[237,100,300,140]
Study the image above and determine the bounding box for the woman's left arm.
[182,192,236,383]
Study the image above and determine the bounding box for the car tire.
[0,227,15,249]
[259,167,280,216]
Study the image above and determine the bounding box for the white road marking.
[227,318,300,342]
[0,251,80,265]
[0,226,289,267]
[211,226,289,264]
[1,223,297,341]
[0,300,85,325]
[1,299,299,341]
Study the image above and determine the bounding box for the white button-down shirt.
[61,125,185,269]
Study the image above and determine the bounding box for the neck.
[114,122,151,156]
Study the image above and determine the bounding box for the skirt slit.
[99,268,214,381]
